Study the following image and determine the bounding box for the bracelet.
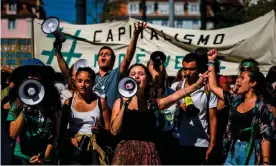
[208,61,215,66]
[208,60,215,63]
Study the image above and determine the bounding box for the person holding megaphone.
[58,67,111,165]
[6,59,61,164]
[110,63,208,165]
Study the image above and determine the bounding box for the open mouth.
[136,81,141,85]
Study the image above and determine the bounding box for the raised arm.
[54,42,70,77]
[158,72,208,110]
[120,22,147,75]
[207,49,224,100]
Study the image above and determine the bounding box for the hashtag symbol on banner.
[218,60,226,70]
[41,29,82,65]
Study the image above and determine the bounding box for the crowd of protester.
[1,21,276,165]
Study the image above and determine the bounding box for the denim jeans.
[224,139,255,165]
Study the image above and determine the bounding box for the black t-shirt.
[231,109,253,141]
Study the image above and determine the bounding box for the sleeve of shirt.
[209,92,218,108]
[259,104,276,142]
[60,89,73,105]
[170,82,177,91]
[113,67,121,78]
[6,103,18,121]
[223,90,235,107]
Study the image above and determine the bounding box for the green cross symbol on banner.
[41,29,82,65]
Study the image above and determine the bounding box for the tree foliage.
[212,0,275,29]
[244,0,276,22]
[100,0,127,23]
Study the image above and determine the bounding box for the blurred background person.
[171,68,185,91]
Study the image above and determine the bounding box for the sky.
[43,0,104,24]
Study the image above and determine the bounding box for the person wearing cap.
[176,52,217,165]
[54,22,147,112]
[6,58,61,164]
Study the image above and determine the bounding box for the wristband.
[208,61,215,66]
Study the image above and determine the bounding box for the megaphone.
[150,51,166,70]
[41,16,66,43]
[118,77,138,98]
[74,59,89,72]
[18,79,45,106]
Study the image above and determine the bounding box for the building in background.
[113,0,214,30]
[1,0,45,38]
[1,0,45,66]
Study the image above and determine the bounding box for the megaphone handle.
[53,39,62,50]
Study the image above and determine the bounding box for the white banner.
[34,10,276,76]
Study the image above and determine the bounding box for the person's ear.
[250,81,257,88]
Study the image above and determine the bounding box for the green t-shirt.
[7,104,54,159]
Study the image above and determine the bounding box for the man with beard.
[177,52,217,165]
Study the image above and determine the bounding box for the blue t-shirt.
[93,68,121,111]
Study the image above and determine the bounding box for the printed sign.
[1,38,33,67]
[33,11,276,76]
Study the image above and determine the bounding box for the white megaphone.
[74,59,89,72]
[41,16,66,43]
[18,79,45,106]
[118,77,138,98]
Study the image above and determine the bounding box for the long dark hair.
[67,66,75,91]
[266,66,276,106]
[174,68,185,82]
[146,61,169,98]
[266,66,276,85]
[247,70,267,98]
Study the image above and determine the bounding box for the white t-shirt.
[171,81,179,91]
[179,79,217,147]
